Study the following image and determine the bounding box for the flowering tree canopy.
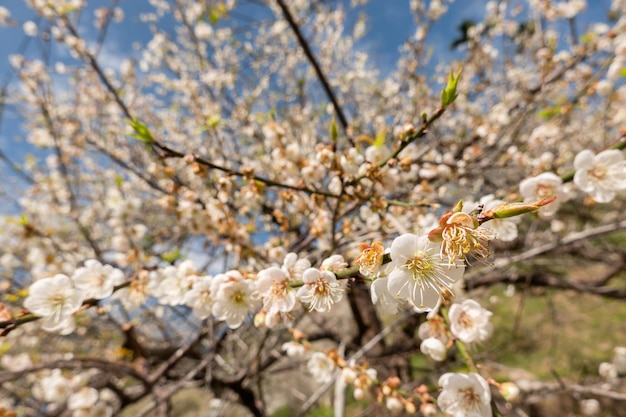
[0,0,625,416]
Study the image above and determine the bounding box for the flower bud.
[580,398,600,416]
[420,337,447,361]
[385,397,403,414]
[481,196,557,220]
[499,381,520,402]
[420,403,438,417]
[353,388,365,400]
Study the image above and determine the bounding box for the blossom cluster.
[2,0,626,415]
[520,149,626,219]
[284,296,496,415]
[23,260,124,334]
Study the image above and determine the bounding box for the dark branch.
[275,0,352,143]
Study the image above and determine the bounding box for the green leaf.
[126,118,154,143]
[482,196,557,219]
[198,115,222,132]
[620,67,626,78]
[441,68,462,107]
[162,248,182,264]
[373,128,386,147]
[329,117,338,144]
[538,106,560,120]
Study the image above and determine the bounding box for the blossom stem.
[441,306,478,373]
[288,254,392,288]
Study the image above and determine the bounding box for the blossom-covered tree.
[0,0,625,416]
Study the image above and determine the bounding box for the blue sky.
[0,0,615,197]
[0,0,467,186]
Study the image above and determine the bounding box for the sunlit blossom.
[574,149,626,203]
[183,275,214,319]
[387,234,464,311]
[282,341,307,359]
[67,387,98,410]
[354,241,385,277]
[24,274,84,334]
[32,369,76,404]
[296,268,344,312]
[370,276,404,314]
[212,273,260,329]
[420,337,447,361]
[71,259,125,300]
[438,372,492,417]
[448,299,493,344]
[430,212,493,264]
[519,172,569,218]
[307,352,335,383]
[256,266,297,318]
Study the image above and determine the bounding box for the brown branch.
[470,269,626,299]
[147,326,211,384]
[0,357,151,389]
[466,220,626,281]
[522,380,626,401]
[275,0,351,143]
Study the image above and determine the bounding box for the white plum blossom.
[33,369,76,403]
[183,275,213,319]
[282,341,307,359]
[67,387,99,410]
[0,353,32,372]
[438,372,492,417]
[211,271,260,329]
[385,396,404,414]
[71,259,125,300]
[320,254,348,272]
[387,233,464,312]
[307,352,335,383]
[599,362,618,382]
[365,144,391,164]
[418,317,449,344]
[420,337,447,361]
[612,346,626,374]
[296,268,344,312]
[580,398,601,416]
[340,147,364,175]
[256,266,297,323]
[448,299,493,344]
[519,172,569,218]
[149,260,198,306]
[0,7,10,25]
[281,252,311,280]
[23,20,37,36]
[24,274,85,334]
[573,149,626,203]
[370,276,404,314]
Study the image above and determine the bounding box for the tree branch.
[275,0,351,143]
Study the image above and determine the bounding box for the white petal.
[387,269,412,299]
[574,149,595,170]
[595,149,624,166]
[574,170,592,192]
